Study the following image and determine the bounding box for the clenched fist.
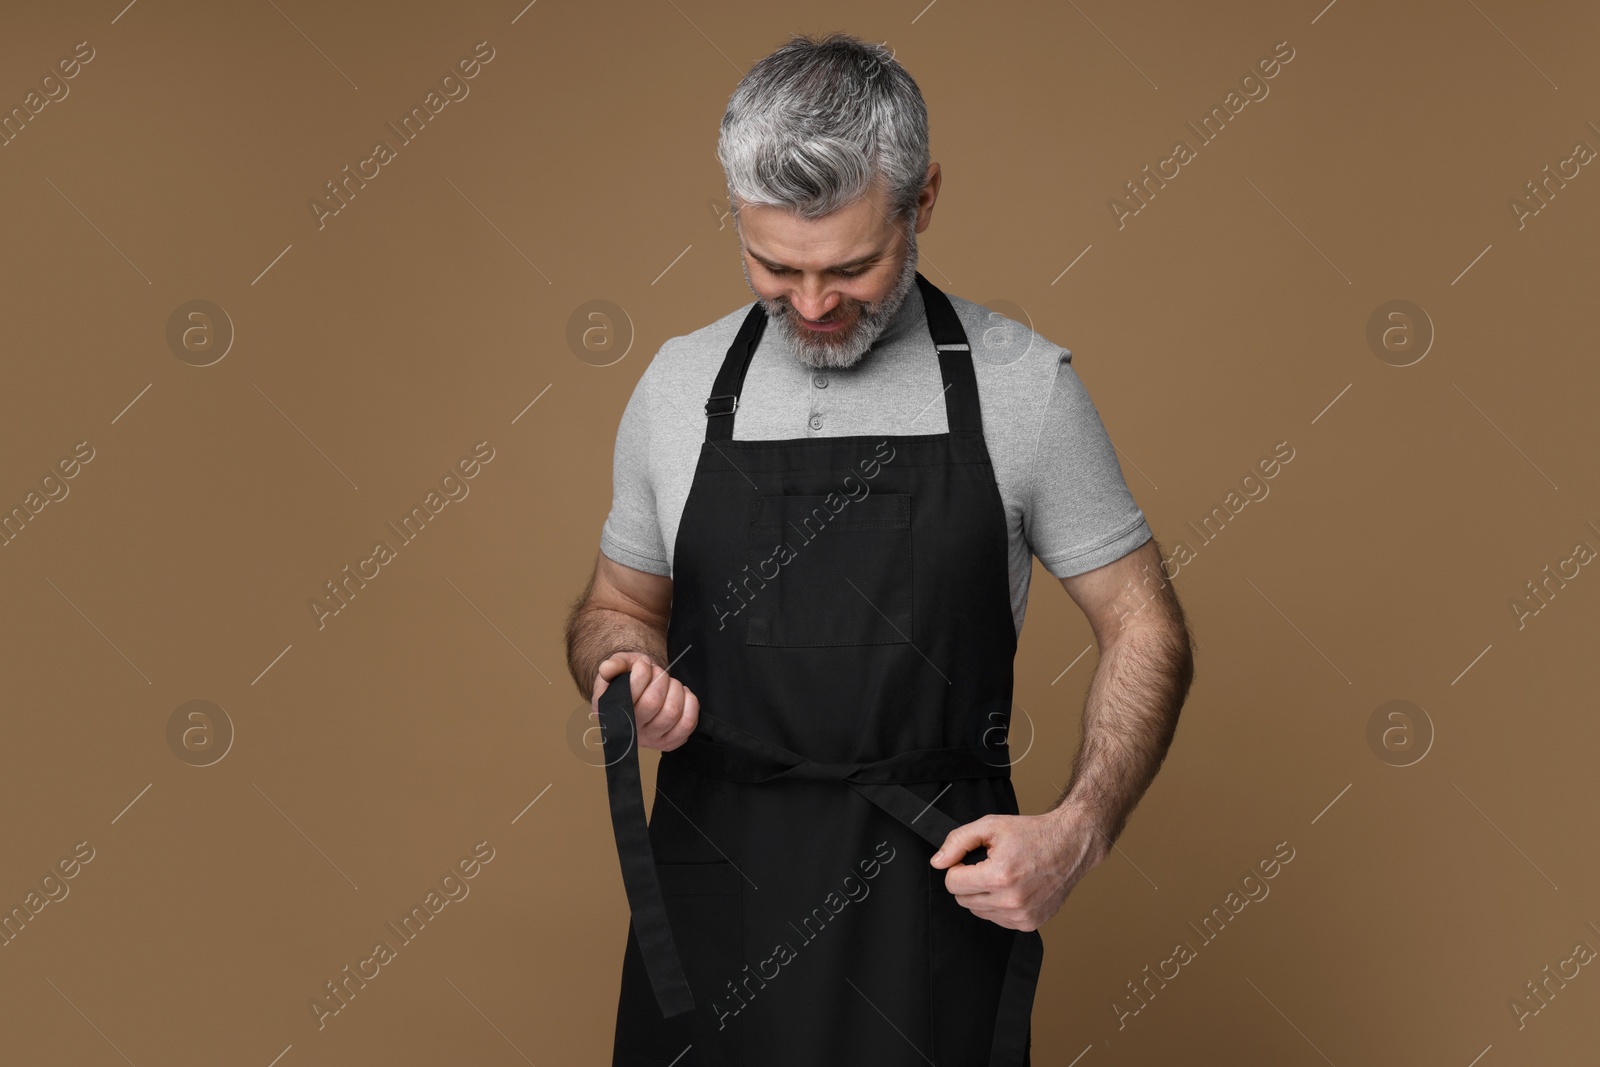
[591,651,701,751]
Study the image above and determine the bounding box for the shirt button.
[813,374,828,388]
[809,414,824,430]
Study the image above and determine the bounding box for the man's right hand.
[591,651,700,751]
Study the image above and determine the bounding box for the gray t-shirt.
[599,280,1152,637]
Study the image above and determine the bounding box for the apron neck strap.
[702,271,983,442]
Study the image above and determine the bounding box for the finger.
[943,862,1001,898]
[608,657,652,733]
[950,891,1025,929]
[951,892,1005,920]
[930,817,996,868]
[658,682,699,751]
[591,656,626,703]
[948,884,998,909]
[628,657,661,718]
[593,651,648,702]
[635,663,677,743]
[643,673,686,746]
[651,679,687,749]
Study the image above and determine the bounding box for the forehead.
[738,184,898,267]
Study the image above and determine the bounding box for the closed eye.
[766,265,869,278]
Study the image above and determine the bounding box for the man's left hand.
[929,804,1109,931]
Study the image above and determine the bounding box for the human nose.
[789,281,842,322]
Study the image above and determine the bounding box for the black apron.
[598,272,1043,1066]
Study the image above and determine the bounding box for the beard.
[740,221,920,371]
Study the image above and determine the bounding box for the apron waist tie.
[596,675,1043,1066]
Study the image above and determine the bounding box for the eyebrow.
[747,246,886,273]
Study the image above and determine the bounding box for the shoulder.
[667,300,756,357]
[631,300,757,402]
[944,292,1070,384]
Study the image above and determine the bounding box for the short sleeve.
[1025,350,1153,577]
[599,354,671,576]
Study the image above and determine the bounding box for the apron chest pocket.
[744,492,914,648]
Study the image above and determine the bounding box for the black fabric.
[605,273,1041,1066]
[596,677,695,1017]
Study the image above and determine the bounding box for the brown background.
[2,1,1597,1064]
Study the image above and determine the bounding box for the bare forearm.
[564,605,666,701]
[1054,623,1193,847]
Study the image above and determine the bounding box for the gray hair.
[717,33,930,227]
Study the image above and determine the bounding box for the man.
[565,32,1195,1067]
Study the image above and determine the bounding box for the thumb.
[930,819,993,869]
